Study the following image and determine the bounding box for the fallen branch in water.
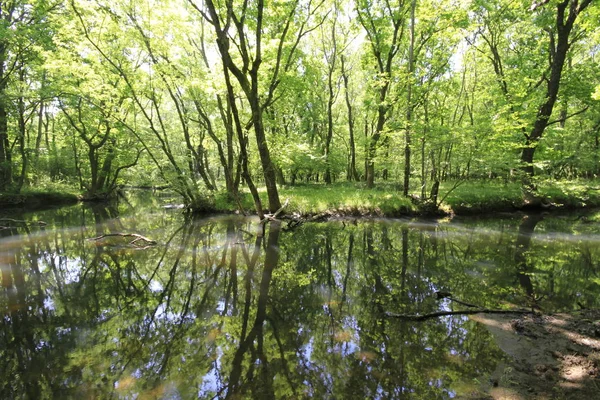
[447,297,482,308]
[0,218,47,226]
[385,309,536,321]
[260,198,289,225]
[282,211,332,231]
[88,233,157,247]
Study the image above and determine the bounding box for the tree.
[521,0,593,184]
[356,0,408,188]
[472,0,594,190]
[0,0,57,192]
[190,0,325,212]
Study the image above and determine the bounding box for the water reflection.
[1,201,600,398]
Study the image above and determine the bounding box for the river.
[1,192,599,398]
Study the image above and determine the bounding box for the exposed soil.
[464,310,600,399]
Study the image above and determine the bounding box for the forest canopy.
[0,0,598,213]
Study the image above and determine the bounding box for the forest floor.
[466,310,600,399]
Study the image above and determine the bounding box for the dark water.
[1,194,599,399]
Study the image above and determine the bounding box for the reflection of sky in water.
[199,347,222,397]
[149,280,163,292]
[62,257,84,284]
[216,300,225,313]
[43,296,54,310]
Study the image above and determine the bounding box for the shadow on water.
[1,198,600,398]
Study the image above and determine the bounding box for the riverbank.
[3,179,600,217]
[469,310,600,399]
[214,179,600,218]
[0,190,80,209]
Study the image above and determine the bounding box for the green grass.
[214,182,416,216]
[280,183,415,216]
[441,181,523,213]
[537,180,600,208]
[214,179,600,217]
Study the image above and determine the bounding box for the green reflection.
[1,201,599,398]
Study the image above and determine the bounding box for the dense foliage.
[0,0,598,210]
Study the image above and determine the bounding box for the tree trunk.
[34,73,46,162]
[251,104,282,212]
[404,0,417,197]
[341,56,359,181]
[520,0,592,178]
[324,22,337,185]
[223,68,264,218]
[16,80,27,192]
[0,99,11,192]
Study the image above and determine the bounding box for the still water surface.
[1,194,599,398]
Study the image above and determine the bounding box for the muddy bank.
[464,310,600,399]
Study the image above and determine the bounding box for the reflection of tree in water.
[514,214,544,305]
[2,208,600,398]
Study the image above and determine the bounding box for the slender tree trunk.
[341,56,358,181]
[404,0,417,196]
[0,96,11,191]
[421,99,429,199]
[0,37,11,191]
[88,148,99,194]
[16,85,27,192]
[382,136,389,180]
[324,72,335,184]
[324,21,337,185]
[34,73,46,162]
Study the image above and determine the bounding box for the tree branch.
[547,105,589,126]
[385,309,536,321]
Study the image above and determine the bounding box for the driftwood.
[385,309,536,321]
[88,233,157,247]
[260,198,289,225]
[282,211,332,231]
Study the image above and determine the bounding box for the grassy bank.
[214,179,600,217]
[4,179,600,217]
[213,182,415,216]
[0,189,80,210]
[444,180,600,214]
